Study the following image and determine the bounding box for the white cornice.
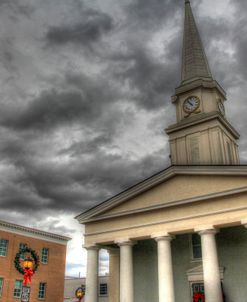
[165,112,240,139]
[76,165,247,224]
[82,186,247,223]
[175,78,226,98]
[84,204,247,238]
[0,220,71,245]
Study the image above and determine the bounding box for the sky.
[0,0,247,277]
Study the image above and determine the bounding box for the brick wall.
[0,230,67,302]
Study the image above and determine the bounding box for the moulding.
[84,204,247,238]
[0,220,70,245]
[83,186,247,223]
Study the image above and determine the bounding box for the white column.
[152,234,175,302]
[116,240,135,302]
[197,228,223,302]
[108,248,120,302]
[85,246,99,302]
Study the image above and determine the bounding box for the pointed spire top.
[181,0,213,84]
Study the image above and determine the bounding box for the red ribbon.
[23,268,34,286]
[193,292,205,302]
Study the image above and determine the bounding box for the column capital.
[151,232,174,242]
[83,244,100,251]
[107,247,120,255]
[115,238,137,247]
[195,226,218,235]
[241,219,247,227]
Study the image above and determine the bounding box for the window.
[0,278,3,297]
[0,239,8,256]
[191,234,202,260]
[192,282,204,295]
[99,283,108,296]
[13,280,22,298]
[38,283,46,299]
[19,243,27,261]
[41,248,49,264]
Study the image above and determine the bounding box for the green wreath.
[14,246,40,275]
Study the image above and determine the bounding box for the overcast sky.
[0,0,247,277]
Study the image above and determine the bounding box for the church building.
[76,1,247,302]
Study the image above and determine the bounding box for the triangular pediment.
[76,165,247,224]
[187,265,225,282]
[187,265,203,275]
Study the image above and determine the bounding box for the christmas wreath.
[14,246,40,275]
[193,292,205,302]
[75,287,85,300]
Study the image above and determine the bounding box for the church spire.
[166,0,240,166]
[181,0,213,84]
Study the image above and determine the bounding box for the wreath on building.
[14,246,40,275]
[193,292,205,302]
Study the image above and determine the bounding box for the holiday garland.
[14,246,40,275]
[193,292,205,302]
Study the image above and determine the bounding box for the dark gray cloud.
[0,0,34,19]
[0,0,246,276]
[0,72,120,131]
[126,0,182,28]
[46,9,113,47]
[1,89,100,131]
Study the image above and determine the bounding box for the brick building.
[0,220,70,302]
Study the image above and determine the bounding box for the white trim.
[82,186,247,223]
[0,220,70,245]
[166,111,239,139]
[84,204,247,238]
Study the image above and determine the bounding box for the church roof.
[181,0,213,84]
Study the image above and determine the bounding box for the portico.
[83,226,247,302]
[78,166,247,302]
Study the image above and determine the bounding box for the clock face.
[183,96,200,113]
[218,100,225,115]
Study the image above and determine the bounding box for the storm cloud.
[0,0,246,276]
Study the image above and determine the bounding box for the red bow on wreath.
[193,292,205,302]
[23,268,34,286]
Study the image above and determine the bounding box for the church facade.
[76,1,247,302]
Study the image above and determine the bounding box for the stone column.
[108,248,120,302]
[85,246,99,302]
[196,227,223,302]
[152,234,175,302]
[116,240,135,302]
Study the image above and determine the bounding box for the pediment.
[187,265,224,281]
[76,166,247,224]
[187,265,203,275]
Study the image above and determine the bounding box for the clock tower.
[166,0,240,165]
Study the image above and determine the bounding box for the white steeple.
[165,0,240,166]
[182,0,212,84]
